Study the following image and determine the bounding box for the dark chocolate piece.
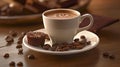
[27,32,46,47]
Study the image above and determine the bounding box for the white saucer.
[23,29,100,55]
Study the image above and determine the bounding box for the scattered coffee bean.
[80,35,86,39]
[17,62,23,66]
[6,42,13,46]
[18,32,26,41]
[27,54,35,60]
[16,44,22,49]
[3,53,9,58]
[74,38,79,42]
[102,52,115,60]
[17,40,22,44]
[103,52,109,58]
[9,31,18,37]
[5,35,14,43]
[9,61,15,66]
[109,54,115,59]
[43,44,51,50]
[18,48,23,55]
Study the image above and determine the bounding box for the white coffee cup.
[42,9,93,44]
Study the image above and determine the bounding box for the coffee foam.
[44,10,78,19]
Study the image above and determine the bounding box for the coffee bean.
[18,48,23,55]
[16,44,22,49]
[80,35,86,39]
[79,39,87,45]
[69,43,76,49]
[43,44,51,50]
[3,53,9,58]
[74,38,79,42]
[87,41,91,45]
[109,54,115,59]
[9,61,15,66]
[103,52,109,58]
[17,40,22,44]
[18,32,26,41]
[27,54,35,60]
[9,31,18,37]
[51,43,60,51]
[17,62,23,66]
[5,35,14,43]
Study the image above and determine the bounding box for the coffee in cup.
[42,9,93,45]
[44,10,78,19]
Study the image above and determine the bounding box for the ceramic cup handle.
[77,14,94,32]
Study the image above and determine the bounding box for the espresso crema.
[44,10,78,19]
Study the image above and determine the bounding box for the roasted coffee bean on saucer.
[74,38,79,42]
[80,35,86,39]
[43,44,51,50]
[87,41,91,45]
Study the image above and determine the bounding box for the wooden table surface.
[0,0,120,67]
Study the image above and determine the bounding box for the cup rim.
[42,9,81,20]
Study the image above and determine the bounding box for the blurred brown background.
[0,0,120,67]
